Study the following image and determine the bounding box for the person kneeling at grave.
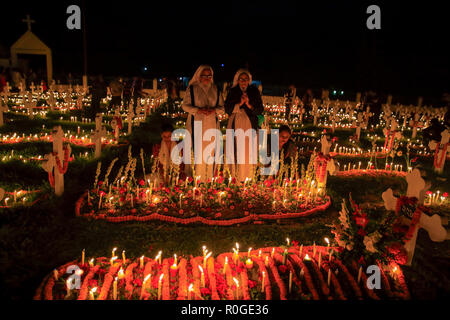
[151,123,185,185]
[264,125,298,177]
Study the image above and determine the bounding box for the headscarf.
[188,65,214,86]
[232,69,253,88]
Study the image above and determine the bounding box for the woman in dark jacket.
[225,69,264,182]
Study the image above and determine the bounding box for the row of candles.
[69,238,338,300]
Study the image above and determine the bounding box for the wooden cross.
[22,14,35,31]
[127,102,134,135]
[111,108,121,141]
[92,113,107,159]
[382,169,447,266]
[0,94,9,126]
[429,129,450,174]
[409,113,421,139]
[354,112,363,141]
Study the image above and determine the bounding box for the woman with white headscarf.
[182,65,224,182]
[225,69,264,183]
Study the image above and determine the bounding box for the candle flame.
[188,283,194,292]
[198,265,204,273]
[144,274,151,283]
[325,237,330,245]
[286,238,290,246]
[304,254,311,261]
[90,287,97,294]
[159,274,164,281]
[233,277,239,288]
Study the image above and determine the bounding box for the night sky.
[1,1,449,101]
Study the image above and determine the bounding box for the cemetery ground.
[0,109,449,300]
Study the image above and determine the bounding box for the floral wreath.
[48,145,72,187]
[433,143,449,169]
[314,152,332,183]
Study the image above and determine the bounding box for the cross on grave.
[320,134,332,156]
[428,129,449,174]
[30,82,35,94]
[47,92,56,111]
[313,151,335,190]
[298,101,305,123]
[127,102,134,135]
[76,95,83,109]
[0,94,9,126]
[91,113,107,159]
[312,102,319,126]
[382,117,402,153]
[382,169,447,265]
[362,106,372,129]
[110,108,122,141]
[329,107,338,133]
[18,82,25,96]
[409,113,421,139]
[353,112,363,141]
[42,126,71,196]
[25,92,35,118]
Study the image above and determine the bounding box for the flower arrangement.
[75,151,331,224]
[34,244,410,301]
[330,195,408,266]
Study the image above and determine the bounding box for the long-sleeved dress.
[225,85,264,182]
[182,83,224,182]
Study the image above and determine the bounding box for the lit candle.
[318,252,322,268]
[357,266,362,283]
[53,269,58,280]
[203,252,211,269]
[155,251,162,265]
[286,238,290,246]
[223,257,228,274]
[258,250,262,258]
[265,256,269,267]
[248,248,252,258]
[262,271,266,293]
[288,271,292,293]
[89,287,97,300]
[327,268,331,286]
[299,244,303,256]
[118,267,125,280]
[89,258,94,267]
[271,247,275,258]
[158,274,164,300]
[313,242,316,257]
[245,258,253,269]
[113,277,118,300]
[233,277,239,300]
[329,249,333,262]
[140,255,144,269]
[199,265,205,287]
[188,283,193,300]
[110,256,117,266]
[81,249,85,265]
[122,250,126,264]
[140,274,151,300]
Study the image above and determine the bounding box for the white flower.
[363,232,381,253]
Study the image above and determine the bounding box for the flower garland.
[177,259,188,300]
[433,143,449,169]
[395,197,424,244]
[333,259,363,299]
[287,252,320,300]
[75,191,331,225]
[97,262,122,300]
[162,259,170,300]
[252,257,272,300]
[53,145,71,175]
[125,262,137,299]
[206,257,221,300]
[266,255,287,300]
[383,130,396,151]
[78,265,101,300]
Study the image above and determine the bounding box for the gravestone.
[91,113,107,159]
[429,129,449,174]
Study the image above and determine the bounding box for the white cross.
[22,14,35,31]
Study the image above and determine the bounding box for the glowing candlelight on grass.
[198,265,205,287]
[158,274,164,300]
[113,277,118,300]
